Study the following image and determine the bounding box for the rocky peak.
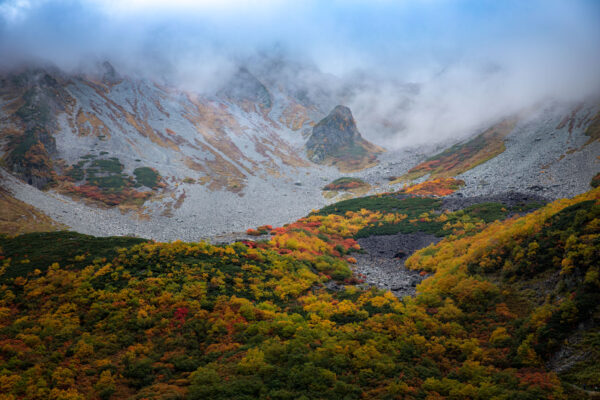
[323,105,358,136]
[101,61,121,85]
[305,105,383,171]
[307,105,359,162]
[307,106,357,158]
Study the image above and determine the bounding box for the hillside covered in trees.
[0,184,598,399]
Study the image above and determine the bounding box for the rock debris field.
[351,233,441,298]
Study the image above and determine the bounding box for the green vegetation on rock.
[0,231,147,282]
[134,167,160,188]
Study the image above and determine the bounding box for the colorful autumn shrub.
[323,177,369,191]
[400,178,465,197]
[58,155,165,207]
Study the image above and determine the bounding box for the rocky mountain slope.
[0,63,353,238]
[386,101,600,200]
[0,62,598,240]
[0,186,64,235]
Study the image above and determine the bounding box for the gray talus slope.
[456,102,599,199]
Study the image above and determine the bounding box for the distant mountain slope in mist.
[397,118,518,182]
[1,62,388,215]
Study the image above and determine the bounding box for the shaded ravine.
[351,233,441,298]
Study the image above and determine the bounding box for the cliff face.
[306,105,383,172]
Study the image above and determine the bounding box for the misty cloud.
[1,0,599,149]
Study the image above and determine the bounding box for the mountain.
[1,58,600,400]
[0,62,598,240]
[306,105,384,172]
[0,62,375,238]
[0,63,315,197]
[217,67,273,112]
[385,101,600,199]
[396,117,518,181]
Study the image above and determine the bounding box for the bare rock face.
[306,105,383,171]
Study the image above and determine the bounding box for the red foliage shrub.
[173,307,189,328]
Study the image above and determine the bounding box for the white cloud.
[0,0,598,149]
[0,0,35,23]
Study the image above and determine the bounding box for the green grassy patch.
[461,202,507,223]
[314,195,441,216]
[87,174,129,191]
[352,200,545,239]
[61,156,162,205]
[355,219,446,238]
[65,164,85,181]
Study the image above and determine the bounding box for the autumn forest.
[0,181,598,399]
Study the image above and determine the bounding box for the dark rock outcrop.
[352,233,441,298]
[101,61,122,86]
[306,105,383,171]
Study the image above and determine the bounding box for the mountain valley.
[1,2,600,397]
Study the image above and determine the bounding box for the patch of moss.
[65,164,84,181]
[87,174,129,191]
[90,158,124,174]
[134,167,160,188]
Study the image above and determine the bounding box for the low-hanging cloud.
[1,0,599,149]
